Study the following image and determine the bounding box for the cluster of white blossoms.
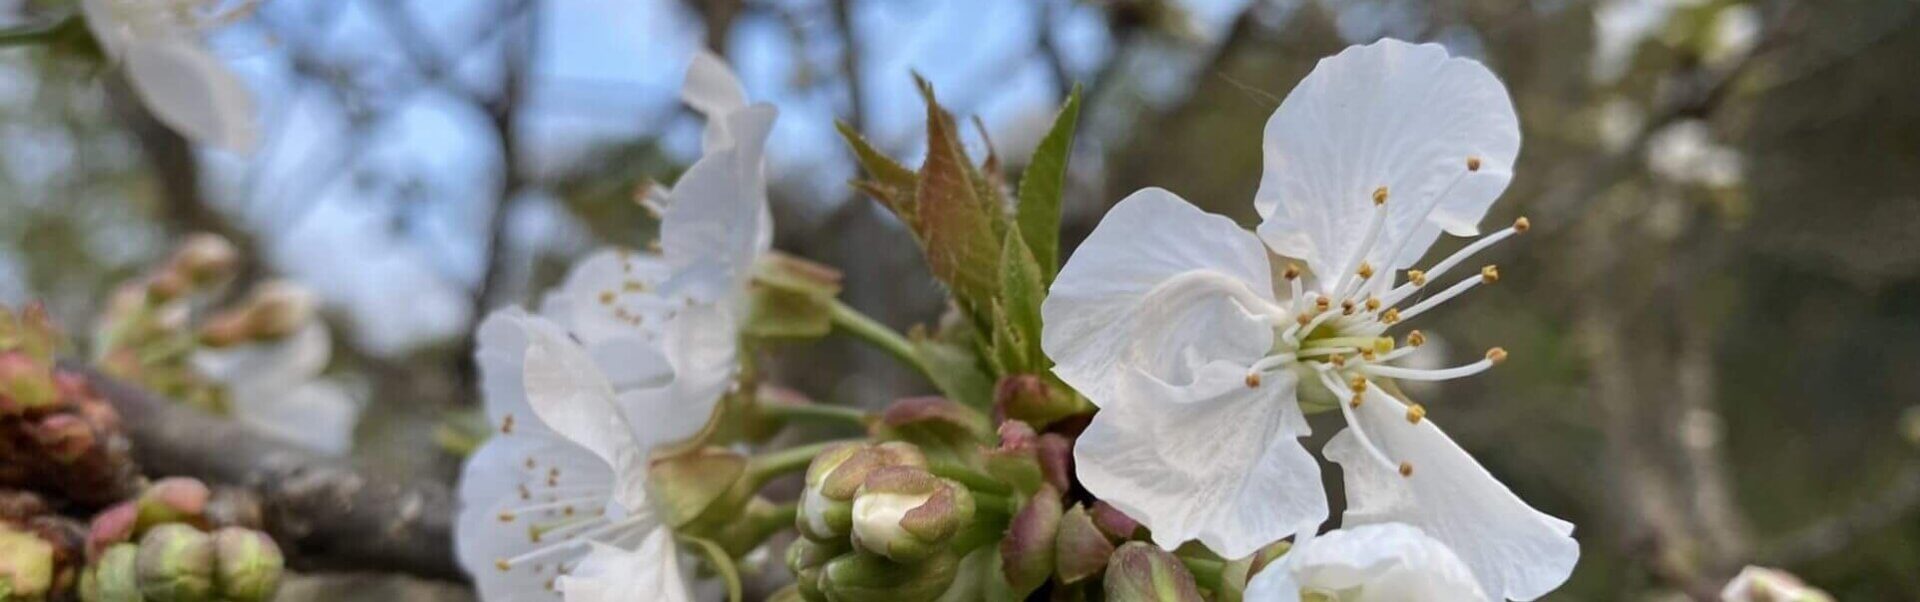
[454,52,773,601]
[80,0,259,152]
[1042,40,1578,600]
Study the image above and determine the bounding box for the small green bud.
[92,543,142,602]
[849,466,975,562]
[211,528,281,602]
[136,524,215,602]
[0,352,57,410]
[1104,542,1204,602]
[798,442,925,541]
[0,523,54,599]
[999,485,1062,595]
[820,551,959,602]
[136,478,210,531]
[785,537,846,602]
[1055,504,1117,585]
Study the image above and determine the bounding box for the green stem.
[928,461,1011,496]
[679,535,744,602]
[0,15,77,48]
[757,400,874,429]
[828,298,934,379]
[745,439,862,488]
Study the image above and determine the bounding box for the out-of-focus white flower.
[1044,39,1577,599]
[194,284,358,456]
[80,0,258,152]
[1720,566,1834,602]
[1647,120,1744,188]
[1244,523,1486,601]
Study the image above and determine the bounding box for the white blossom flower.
[1043,39,1576,598]
[80,0,258,152]
[1244,523,1485,601]
[1720,566,1834,602]
[455,310,687,601]
[194,321,359,455]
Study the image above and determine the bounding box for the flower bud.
[999,485,1063,595]
[798,442,925,541]
[1055,504,1117,585]
[136,524,215,602]
[211,528,282,602]
[91,543,142,602]
[87,503,138,560]
[1104,542,1204,602]
[849,466,974,562]
[876,397,992,461]
[784,537,846,602]
[983,421,1044,494]
[137,478,211,531]
[0,524,54,599]
[1091,501,1141,542]
[238,281,316,341]
[31,413,97,463]
[1035,433,1073,493]
[820,550,959,602]
[170,234,239,288]
[994,375,1086,427]
[0,352,57,410]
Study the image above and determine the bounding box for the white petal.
[1246,523,1487,602]
[614,302,736,448]
[522,320,650,511]
[455,433,628,601]
[559,535,695,602]
[475,309,543,434]
[1325,388,1577,601]
[231,380,359,456]
[1073,365,1325,558]
[549,250,676,345]
[1041,188,1279,406]
[123,40,258,153]
[659,105,778,306]
[1253,39,1518,283]
[683,50,749,153]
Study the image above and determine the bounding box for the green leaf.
[913,77,1003,324]
[994,231,1047,375]
[912,330,996,411]
[1015,85,1082,285]
[837,121,920,229]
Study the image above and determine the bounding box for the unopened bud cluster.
[788,439,982,601]
[0,305,142,508]
[76,478,282,602]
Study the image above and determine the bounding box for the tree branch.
[73,363,462,582]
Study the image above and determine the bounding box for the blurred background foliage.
[1,0,1918,599]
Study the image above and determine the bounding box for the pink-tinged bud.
[1055,504,1117,585]
[0,523,54,598]
[210,527,282,602]
[1036,433,1073,493]
[238,281,316,341]
[849,466,974,562]
[170,234,239,288]
[89,503,139,560]
[999,485,1064,595]
[876,397,993,454]
[146,270,191,303]
[1104,542,1204,602]
[0,352,56,410]
[135,524,215,602]
[137,478,211,530]
[32,414,95,463]
[799,442,927,542]
[984,421,1044,494]
[1092,501,1142,542]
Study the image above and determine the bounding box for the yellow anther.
[1373,337,1396,355]
[1486,347,1508,364]
[1408,269,1428,286]
[1407,330,1427,347]
[495,559,511,572]
[500,413,515,434]
[597,291,615,305]
[646,240,663,252]
[1467,156,1482,172]
[1341,300,1356,315]
[1480,265,1500,283]
[1513,216,1531,232]
[1365,297,1382,311]
[1245,373,1262,388]
[1357,262,1375,279]
[1329,354,1347,368]
[1315,297,1331,311]
[1296,314,1312,327]
[1360,349,1378,361]
[1284,263,1302,280]
[1406,403,1427,424]
[1348,376,1367,392]
[1350,395,1364,409]
[498,512,516,522]
[1380,308,1402,325]
[1399,462,1415,477]
[1372,186,1389,205]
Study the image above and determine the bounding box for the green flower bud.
[136,478,210,532]
[0,524,54,599]
[136,524,215,602]
[92,543,141,602]
[785,537,847,602]
[170,234,239,288]
[798,442,925,541]
[211,528,281,602]
[1104,542,1203,602]
[820,551,958,602]
[849,466,974,562]
[1055,504,1117,585]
